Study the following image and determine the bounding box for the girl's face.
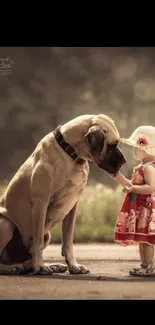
[133,147,147,161]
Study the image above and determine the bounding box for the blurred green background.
[1,47,155,243]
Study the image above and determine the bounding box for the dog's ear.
[84,125,107,154]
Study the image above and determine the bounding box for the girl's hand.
[123,184,134,193]
[110,172,133,188]
[110,171,122,180]
[110,173,119,180]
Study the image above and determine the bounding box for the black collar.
[53,125,85,165]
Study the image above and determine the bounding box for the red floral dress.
[114,161,155,246]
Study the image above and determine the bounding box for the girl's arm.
[111,171,132,187]
[124,165,155,195]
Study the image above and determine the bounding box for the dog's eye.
[103,129,108,134]
[107,143,117,151]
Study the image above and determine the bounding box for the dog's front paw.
[33,264,53,275]
[47,263,68,273]
[11,264,27,275]
[5,264,27,275]
[69,264,90,274]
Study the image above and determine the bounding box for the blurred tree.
[1,47,155,186]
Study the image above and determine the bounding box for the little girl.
[112,125,155,276]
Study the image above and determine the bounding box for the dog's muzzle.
[98,150,127,174]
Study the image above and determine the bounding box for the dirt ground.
[1,243,155,300]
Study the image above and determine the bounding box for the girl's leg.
[129,243,155,276]
[139,243,145,264]
[143,243,154,265]
[130,243,145,272]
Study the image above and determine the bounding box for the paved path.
[1,244,155,299]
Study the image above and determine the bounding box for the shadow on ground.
[17,272,155,282]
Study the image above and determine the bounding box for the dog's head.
[84,114,126,174]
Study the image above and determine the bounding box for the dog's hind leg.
[0,215,15,257]
[0,215,30,275]
[43,231,51,249]
[0,230,67,275]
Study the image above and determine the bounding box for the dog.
[0,114,126,275]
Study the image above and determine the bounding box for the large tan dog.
[0,114,126,275]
